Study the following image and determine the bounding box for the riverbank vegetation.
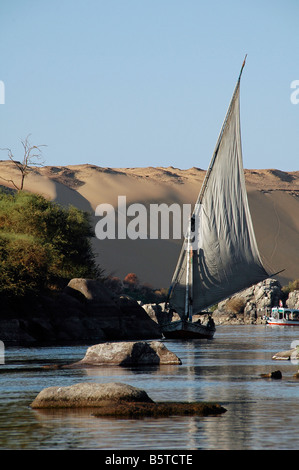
[0,190,101,298]
[282,279,299,295]
[104,273,168,304]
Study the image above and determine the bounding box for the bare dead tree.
[0,135,46,191]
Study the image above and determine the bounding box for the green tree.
[282,279,299,296]
[0,191,101,297]
[0,234,51,297]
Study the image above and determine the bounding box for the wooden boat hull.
[161,320,215,339]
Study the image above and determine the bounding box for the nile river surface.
[0,325,299,450]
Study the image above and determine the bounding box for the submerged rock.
[64,340,182,367]
[93,402,226,418]
[260,370,282,379]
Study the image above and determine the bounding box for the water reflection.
[1,325,299,449]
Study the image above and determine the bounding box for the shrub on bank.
[104,273,168,304]
[282,279,299,296]
[0,191,101,297]
[225,297,246,314]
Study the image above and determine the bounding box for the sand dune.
[0,160,298,288]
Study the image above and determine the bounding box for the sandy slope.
[0,160,298,288]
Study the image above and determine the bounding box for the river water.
[0,325,298,450]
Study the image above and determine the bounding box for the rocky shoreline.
[0,278,161,346]
[143,278,299,327]
[1,277,299,346]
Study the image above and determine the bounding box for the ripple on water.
[1,325,299,450]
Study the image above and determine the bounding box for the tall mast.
[185,214,195,321]
[184,225,191,319]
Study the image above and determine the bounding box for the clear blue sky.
[0,0,298,171]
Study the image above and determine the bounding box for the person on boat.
[207,315,215,329]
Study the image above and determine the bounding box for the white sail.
[168,64,269,317]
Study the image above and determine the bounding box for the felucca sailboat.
[163,57,269,339]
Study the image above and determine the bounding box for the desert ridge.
[0,160,298,288]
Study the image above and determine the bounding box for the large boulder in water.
[30,382,153,408]
[272,347,299,361]
[64,340,182,367]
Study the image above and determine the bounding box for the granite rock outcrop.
[0,278,162,345]
[142,278,285,326]
[64,340,181,367]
